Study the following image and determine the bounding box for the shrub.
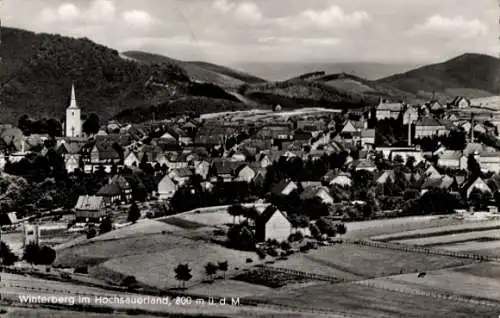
[267,248,278,257]
[256,249,267,259]
[246,258,253,263]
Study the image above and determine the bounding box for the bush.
[267,248,278,257]
[74,266,88,274]
[245,258,253,263]
[256,249,267,259]
[288,231,304,242]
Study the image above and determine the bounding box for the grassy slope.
[377,53,500,100]
[123,51,266,87]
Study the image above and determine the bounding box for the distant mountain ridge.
[376,53,500,101]
[0,27,253,124]
[230,62,422,82]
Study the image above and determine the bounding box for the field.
[176,211,234,227]
[91,243,263,288]
[54,233,197,267]
[396,229,500,247]
[371,262,500,302]
[259,282,498,318]
[187,279,272,298]
[0,308,156,318]
[370,219,500,242]
[270,244,474,279]
[343,214,471,239]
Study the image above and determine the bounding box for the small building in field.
[74,195,107,222]
[256,206,292,242]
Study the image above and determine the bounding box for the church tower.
[65,83,82,137]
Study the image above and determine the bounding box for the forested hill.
[0,27,245,124]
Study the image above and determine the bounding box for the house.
[270,180,298,196]
[478,152,500,173]
[235,165,257,183]
[403,106,419,124]
[74,195,107,222]
[256,123,292,140]
[322,170,352,187]
[415,117,448,138]
[389,149,425,165]
[230,151,247,162]
[158,175,178,200]
[296,119,325,132]
[169,167,193,186]
[97,183,122,206]
[194,160,210,180]
[166,152,189,170]
[0,212,18,226]
[375,146,419,160]
[437,150,467,170]
[209,159,243,182]
[376,100,403,120]
[82,137,123,173]
[376,170,395,184]
[353,159,377,172]
[255,206,293,242]
[109,175,133,202]
[300,186,334,204]
[449,96,471,109]
[421,175,456,194]
[424,165,441,179]
[427,101,444,111]
[462,177,492,199]
[124,151,140,167]
[360,129,375,149]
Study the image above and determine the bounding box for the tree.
[38,246,56,265]
[0,242,19,266]
[227,204,244,224]
[174,263,192,289]
[335,223,347,235]
[82,113,100,136]
[121,275,139,291]
[218,260,228,279]
[87,226,97,239]
[467,154,482,178]
[23,243,39,265]
[128,201,141,223]
[99,216,113,234]
[204,262,218,281]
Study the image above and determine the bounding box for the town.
[2,0,500,316]
[3,81,500,317]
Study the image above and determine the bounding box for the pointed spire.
[68,82,78,109]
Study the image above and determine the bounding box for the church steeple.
[68,82,78,109]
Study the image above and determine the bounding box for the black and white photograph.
[1,0,500,317]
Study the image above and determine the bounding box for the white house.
[158,175,177,200]
[235,165,257,183]
[124,151,140,167]
[256,207,293,242]
[463,177,492,199]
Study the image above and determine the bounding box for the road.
[0,273,337,317]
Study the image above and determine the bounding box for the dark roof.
[416,117,442,127]
[257,205,288,225]
[211,159,244,175]
[97,183,122,196]
[270,180,294,195]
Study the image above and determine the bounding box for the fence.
[340,238,500,262]
[256,265,346,283]
[353,279,500,309]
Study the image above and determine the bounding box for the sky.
[1,0,499,65]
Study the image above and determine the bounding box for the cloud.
[87,0,116,21]
[280,5,370,30]
[410,15,488,38]
[57,3,80,21]
[39,0,115,24]
[40,3,80,23]
[234,2,263,23]
[212,0,235,14]
[122,10,155,29]
[258,36,341,46]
